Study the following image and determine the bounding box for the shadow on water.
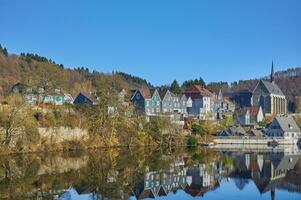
[0,146,301,200]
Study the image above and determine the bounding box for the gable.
[74,93,93,104]
[152,90,161,101]
[253,81,270,95]
[132,90,145,101]
[162,90,172,102]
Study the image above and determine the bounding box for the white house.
[265,116,301,144]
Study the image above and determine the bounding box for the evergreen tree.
[182,77,206,89]
[3,48,8,56]
[170,80,182,94]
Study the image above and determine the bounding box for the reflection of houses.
[185,163,222,197]
[252,152,300,199]
[133,158,223,199]
[225,150,301,200]
[135,157,188,199]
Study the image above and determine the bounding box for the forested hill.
[230,68,301,99]
[1,43,301,101]
[0,45,152,97]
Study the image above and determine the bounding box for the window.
[157,101,160,106]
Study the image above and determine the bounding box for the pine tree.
[170,80,182,94]
[3,48,8,56]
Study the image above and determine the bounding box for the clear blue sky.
[1,0,301,86]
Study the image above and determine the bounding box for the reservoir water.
[1,146,301,200]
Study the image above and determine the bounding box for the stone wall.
[38,127,88,144]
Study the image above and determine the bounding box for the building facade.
[184,85,213,119]
[265,116,301,142]
[252,63,286,115]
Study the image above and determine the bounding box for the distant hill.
[1,43,301,108]
[230,68,301,98]
[0,45,151,97]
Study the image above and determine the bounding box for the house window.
[157,101,160,106]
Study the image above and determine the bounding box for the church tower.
[271,61,275,83]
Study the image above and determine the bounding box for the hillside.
[1,43,301,105]
[0,45,152,97]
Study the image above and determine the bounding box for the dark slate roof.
[131,87,152,99]
[77,92,97,103]
[260,80,284,96]
[275,116,301,132]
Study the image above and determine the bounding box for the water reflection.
[0,146,300,200]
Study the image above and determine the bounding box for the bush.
[191,123,205,135]
[187,135,198,146]
[25,126,40,144]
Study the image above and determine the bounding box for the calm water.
[1,146,301,200]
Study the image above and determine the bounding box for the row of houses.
[11,83,74,105]
[10,82,236,120]
[219,115,301,143]
[131,85,235,119]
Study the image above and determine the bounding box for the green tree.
[182,77,206,89]
[2,47,8,56]
[191,123,205,135]
[170,80,182,94]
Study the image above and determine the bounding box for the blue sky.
[1,0,301,86]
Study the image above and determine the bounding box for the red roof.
[184,85,214,99]
[242,106,261,117]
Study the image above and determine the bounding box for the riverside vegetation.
[0,91,232,154]
[0,44,235,154]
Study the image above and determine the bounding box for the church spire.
[271,61,275,83]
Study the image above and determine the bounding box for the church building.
[252,62,286,116]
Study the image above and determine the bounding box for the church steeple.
[271,61,275,83]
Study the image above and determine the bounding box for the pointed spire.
[271,61,275,83]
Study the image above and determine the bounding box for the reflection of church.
[252,62,286,115]
[131,149,301,200]
[228,150,301,200]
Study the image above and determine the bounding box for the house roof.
[228,126,247,135]
[184,85,214,99]
[223,97,235,105]
[219,125,247,136]
[274,116,301,132]
[242,106,261,117]
[250,129,263,137]
[76,92,97,103]
[131,87,152,100]
[258,80,284,96]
